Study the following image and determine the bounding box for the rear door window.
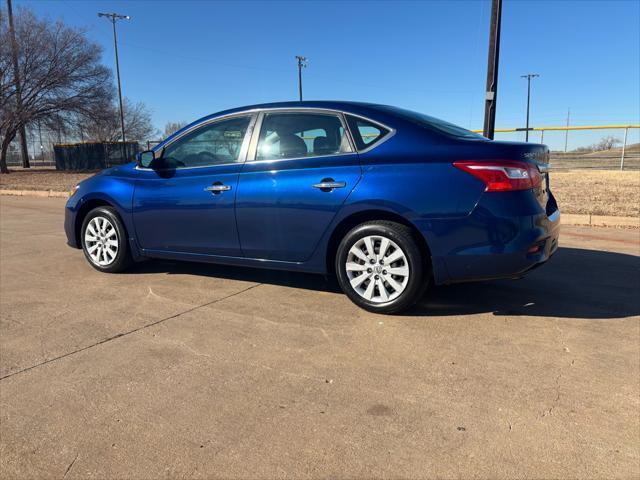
[346,115,391,151]
[255,112,352,161]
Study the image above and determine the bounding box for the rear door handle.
[313,179,346,192]
[205,182,231,194]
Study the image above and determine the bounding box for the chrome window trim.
[344,112,396,154]
[135,112,258,171]
[246,108,357,163]
[159,110,259,152]
[134,106,396,172]
[244,151,359,166]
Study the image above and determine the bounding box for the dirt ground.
[1,167,639,217]
[0,168,96,193]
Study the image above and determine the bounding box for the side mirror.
[136,150,155,168]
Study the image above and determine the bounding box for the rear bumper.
[442,208,560,283]
[419,190,561,285]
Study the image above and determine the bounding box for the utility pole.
[7,0,30,168]
[482,0,502,139]
[564,107,570,152]
[521,73,539,142]
[295,56,307,101]
[98,12,130,161]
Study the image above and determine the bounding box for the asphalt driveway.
[1,196,638,479]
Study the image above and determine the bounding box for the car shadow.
[129,247,640,320]
[413,246,640,320]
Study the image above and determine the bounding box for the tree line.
[0,5,160,173]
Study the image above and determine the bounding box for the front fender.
[65,173,136,249]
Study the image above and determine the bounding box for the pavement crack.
[541,372,562,417]
[0,283,262,382]
[63,453,78,479]
[554,318,571,353]
[540,318,575,417]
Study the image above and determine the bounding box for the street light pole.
[98,12,130,161]
[295,56,307,101]
[521,73,539,142]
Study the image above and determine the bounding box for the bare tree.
[592,136,621,152]
[163,121,187,139]
[0,7,113,173]
[83,98,157,142]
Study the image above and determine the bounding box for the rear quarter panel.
[306,118,555,281]
[348,125,487,218]
[301,126,489,276]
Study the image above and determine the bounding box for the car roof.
[201,100,386,119]
[154,101,430,152]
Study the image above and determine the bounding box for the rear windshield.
[376,105,487,140]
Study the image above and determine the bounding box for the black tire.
[81,206,132,273]
[335,221,429,314]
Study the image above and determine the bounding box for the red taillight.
[453,160,541,192]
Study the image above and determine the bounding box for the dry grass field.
[552,169,640,217]
[1,168,639,218]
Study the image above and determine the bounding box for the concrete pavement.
[1,196,638,479]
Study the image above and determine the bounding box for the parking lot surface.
[1,196,638,479]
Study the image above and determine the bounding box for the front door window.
[158,115,252,169]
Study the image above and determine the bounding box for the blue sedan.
[65,101,560,313]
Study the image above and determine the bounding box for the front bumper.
[64,198,80,248]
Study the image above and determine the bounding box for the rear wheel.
[81,207,132,273]
[335,221,428,314]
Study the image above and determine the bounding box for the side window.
[346,115,391,151]
[160,115,251,168]
[255,112,352,161]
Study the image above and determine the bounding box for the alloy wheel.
[345,235,410,303]
[84,216,119,266]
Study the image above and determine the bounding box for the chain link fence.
[6,124,639,171]
[53,142,139,170]
[5,127,141,170]
[485,125,640,170]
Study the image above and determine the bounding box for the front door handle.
[205,182,231,194]
[313,178,346,192]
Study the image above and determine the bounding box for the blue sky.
[19,0,640,148]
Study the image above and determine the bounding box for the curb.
[1,189,638,228]
[562,213,639,228]
[0,189,68,198]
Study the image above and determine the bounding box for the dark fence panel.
[54,142,139,171]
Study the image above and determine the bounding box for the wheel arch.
[74,198,117,247]
[325,209,432,275]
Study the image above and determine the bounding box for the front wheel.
[81,206,132,273]
[335,221,429,314]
